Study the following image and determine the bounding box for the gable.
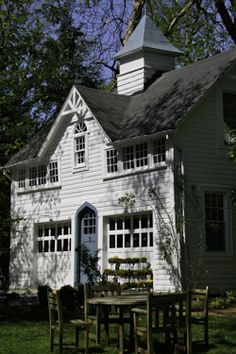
[5,86,115,167]
[5,48,236,168]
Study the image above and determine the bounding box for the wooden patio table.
[87,294,147,353]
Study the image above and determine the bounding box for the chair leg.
[85,328,90,354]
[50,329,54,352]
[205,322,209,346]
[59,328,63,354]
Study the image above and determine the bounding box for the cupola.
[114,15,182,95]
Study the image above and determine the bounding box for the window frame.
[104,136,168,177]
[202,187,232,257]
[107,212,153,251]
[17,159,60,190]
[73,121,88,171]
[37,221,71,254]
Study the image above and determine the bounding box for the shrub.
[37,284,50,307]
[60,285,75,308]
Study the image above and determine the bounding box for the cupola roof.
[114,14,182,60]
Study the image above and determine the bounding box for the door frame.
[74,202,98,284]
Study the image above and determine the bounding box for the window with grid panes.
[153,137,166,164]
[74,121,87,168]
[37,222,71,253]
[123,143,148,170]
[49,161,59,183]
[205,193,226,252]
[106,148,118,173]
[18,169,26,188]
[20,162,59,189]
[108,213,153,249]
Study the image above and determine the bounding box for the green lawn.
[0,314,236,353]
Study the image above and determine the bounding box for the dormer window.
[73,121,88,170]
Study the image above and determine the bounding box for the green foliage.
[118,193,136,213]
[108,256,147,264]
[103,268,152,277]
[37,284,51,307]
[60,285,75,308]
[0,0,102,277]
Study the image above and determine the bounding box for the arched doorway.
[76,203,97,284]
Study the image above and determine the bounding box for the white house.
[4,15,236,292]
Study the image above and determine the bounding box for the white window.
[153,137,166,164]
[37,222,71,253]
[108,213,153,249]
[106,148,118,173]
[49,161,59,183]
[29,167,38,187]
[204,192,226,252]
[18,161,59,189]
[18,169,26,188]
[123,143,148,170]
[74,121,88,169]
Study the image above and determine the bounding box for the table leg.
[103,305,109,347]
[118,307,124,354]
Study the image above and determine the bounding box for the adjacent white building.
[4,15,236,292]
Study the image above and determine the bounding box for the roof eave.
[114,46,182,60]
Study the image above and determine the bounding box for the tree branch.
[123,0,146,44]
[165,1,193,36]
[215,0,236,44]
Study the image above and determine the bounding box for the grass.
[1,308,236,354]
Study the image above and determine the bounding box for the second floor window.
[123,143,148,170]
[106,137,167,176]
[74,121,88,169]
[18,160,59,189]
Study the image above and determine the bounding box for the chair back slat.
[191,286,209,317]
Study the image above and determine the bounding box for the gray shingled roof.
[77,86,131,141]
[5,47,236,167]
[6,118,55,166]
[113,15,182,60]
[118,47,236,140]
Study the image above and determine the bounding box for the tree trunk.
[123,0,146,44]
[215,0,236,44]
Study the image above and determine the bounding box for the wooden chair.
[84,282,130,345]
[47,288,91,353]
[190,286,209,346]
[132,292,192,354]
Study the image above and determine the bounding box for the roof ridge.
[76,85,130,99]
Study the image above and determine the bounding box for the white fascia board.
[37,86,76,159]
[108,129,174,147]
[38,85,112,159]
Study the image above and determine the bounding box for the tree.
[0,0,102,280]
[79,0,235,79]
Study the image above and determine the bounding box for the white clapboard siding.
[174,82,236,291]
[10,99,174,290]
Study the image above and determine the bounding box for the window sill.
[17,184,62,195]
[103,164,168,181]
[73,166,89,173]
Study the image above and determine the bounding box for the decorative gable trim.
[37,86,112,160]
